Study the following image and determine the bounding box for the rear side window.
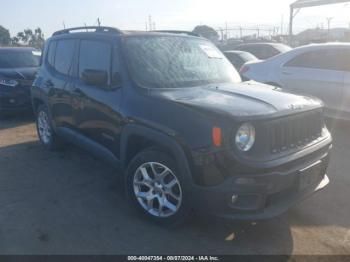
[285,49,344,71]
[78,40,111,82]
[47,41,57,67]
[54,40,76,75]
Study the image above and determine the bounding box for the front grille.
[268,110,324,154]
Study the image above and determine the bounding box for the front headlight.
[235,123,255,152]
[0,79,19,87]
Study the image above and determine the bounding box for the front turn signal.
[212,127,222,147]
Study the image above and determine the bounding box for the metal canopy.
[291,0,350,8]
[289,0,350,44]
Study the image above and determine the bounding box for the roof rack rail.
[52,26,123,36]
[151,30,199,37]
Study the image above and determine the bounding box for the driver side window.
[78,40,112,86]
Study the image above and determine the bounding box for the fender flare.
[120,124,194,185]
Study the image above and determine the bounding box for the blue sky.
[1,0,350,37]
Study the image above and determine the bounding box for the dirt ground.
[0,114,349,255]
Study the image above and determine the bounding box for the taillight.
[240,66,250,75]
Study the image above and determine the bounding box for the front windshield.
[0,50,41,69]
[124,36,241,89]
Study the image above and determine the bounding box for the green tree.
[0,25,11,46]
[16,27,45,49]
[193,25,219,43]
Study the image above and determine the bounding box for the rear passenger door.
[46,39,78,128]
[280,49,344,112]
[74,39,123,158]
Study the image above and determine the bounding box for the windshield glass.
[0,50,41,68]
[124,36,241,89]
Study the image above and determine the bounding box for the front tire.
[36,104,64,150]
[126,149,192,226]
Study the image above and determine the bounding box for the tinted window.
[225,53,244,69]
[79,40,111,81]
[243,46,263,59]
[285,49,344,71]
[0,50,40,68]
[54,40,76,75]
[47,41,57,67]
[111,45,120,85]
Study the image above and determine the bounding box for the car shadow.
[0,118,349,255]
[0,140,294,256]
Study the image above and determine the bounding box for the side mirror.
[82,69,108,87]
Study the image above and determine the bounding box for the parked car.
[32,27,332,226]
[234,43,292,60]
[224,50,259,78]
[240,43,350,120]
[0,47,41,116]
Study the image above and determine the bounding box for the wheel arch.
[32,97,45,114]
[120,124,194,184]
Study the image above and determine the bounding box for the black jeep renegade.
[32,27,332,225]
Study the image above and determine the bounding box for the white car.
[241,43,350,120]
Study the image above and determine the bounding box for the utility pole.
[281,15,284,35]
[63,21,66,29]
[326,17,333,40]
[148,15,153,31]
[97,18,101,27]
[218,28,224,41]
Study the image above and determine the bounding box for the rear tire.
[36,104,64,150]
[126,149,192,226]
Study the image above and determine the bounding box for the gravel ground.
[0,114,349,255]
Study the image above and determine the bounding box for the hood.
[154,82,323,120]
[0,67,38,81]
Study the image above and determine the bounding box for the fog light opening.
[231,194,239,204]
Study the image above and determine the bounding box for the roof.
[291,0,350,8]
[224,50,251,54]
[51,26,200,39]
[236,42,288,48]
[0,47,37,52]
[292,42,350,52]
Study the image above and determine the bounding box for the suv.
[0,47,41,115]
[32,27,332,225]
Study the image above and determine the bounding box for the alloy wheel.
[133,162,182,218]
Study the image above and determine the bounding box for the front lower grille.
[268,110,324,154]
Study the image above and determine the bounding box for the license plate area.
[299,161,323,191]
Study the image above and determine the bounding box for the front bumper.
[191,147,331,220]
[0,87,32,114]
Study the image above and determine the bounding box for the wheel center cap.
[154,183,163,191]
